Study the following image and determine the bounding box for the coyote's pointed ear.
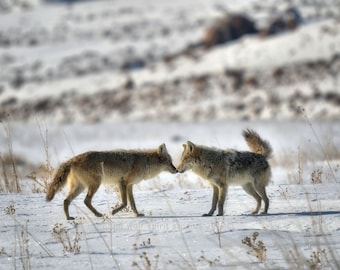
[182,144,187,151]
[187,141,195,152]
[158,143,167,155]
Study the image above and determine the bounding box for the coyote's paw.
[202,213,213,217]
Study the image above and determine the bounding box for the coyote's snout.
[178,129,272,216]
[46,144,177,220]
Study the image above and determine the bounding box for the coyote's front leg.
[127,184,144,217]
[203,185,218,216]
[217,184,227,216]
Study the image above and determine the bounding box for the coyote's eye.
[183,157,191,165]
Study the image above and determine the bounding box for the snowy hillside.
[0,0,340,123]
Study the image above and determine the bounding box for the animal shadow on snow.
[242,211,340,217]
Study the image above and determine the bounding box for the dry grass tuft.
[26,164,53,193]
[132,251,160,270]
[242,231,267,262]
[52,222,82,254]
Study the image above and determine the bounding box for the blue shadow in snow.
[257,211,340,217]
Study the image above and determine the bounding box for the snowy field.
[1,121,340,269]
[0,0,340,269]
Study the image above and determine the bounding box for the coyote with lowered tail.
[46,144,177,220]
[178,129,272,216]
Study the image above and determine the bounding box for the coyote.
[46,144,177,220]
[177,129,272,216]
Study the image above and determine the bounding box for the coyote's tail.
[46,161,72,201]
[243,129,273,159]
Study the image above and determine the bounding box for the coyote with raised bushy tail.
[177,129,272,216]
[46,144,177,220]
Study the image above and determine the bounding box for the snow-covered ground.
[1,184,339,269]
[0,0,340,269]
[1,121,340,269]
